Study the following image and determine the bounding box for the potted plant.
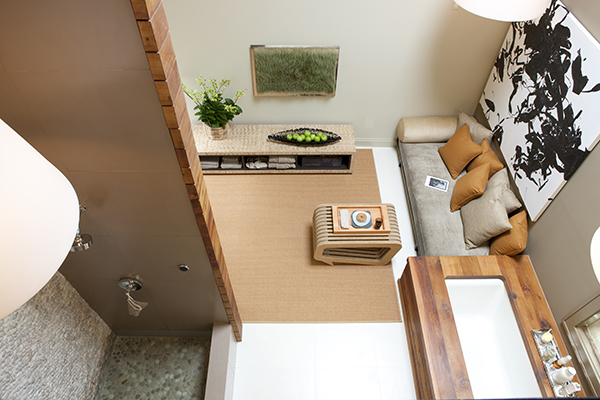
[182,76,246,140]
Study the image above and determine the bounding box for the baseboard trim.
[355,137,396,148]
[205,323,237,400]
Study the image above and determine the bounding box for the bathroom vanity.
[399,255,584,399]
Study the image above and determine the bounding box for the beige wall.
[163,0,509,146]
[525,0,600,323]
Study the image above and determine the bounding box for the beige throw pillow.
[458,111,493,145]
[438,124,483,180]
[450,164,490,212]
[487,168,522,213]
[460,184,512,249]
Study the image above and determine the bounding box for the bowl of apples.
[268,128,341,146]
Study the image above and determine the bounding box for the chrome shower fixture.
[118,277,148,317]
[70,205,93,252]
[71,230,93,252]
[118,277,143,292]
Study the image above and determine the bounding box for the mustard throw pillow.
[467,139,504,179]
[490,211,528,256]
[438,124,483,179]
[450,163,490,212]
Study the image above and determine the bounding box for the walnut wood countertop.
[399,255,584,399]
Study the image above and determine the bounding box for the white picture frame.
[425,176,449,192]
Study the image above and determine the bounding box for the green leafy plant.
[182,77,246,129]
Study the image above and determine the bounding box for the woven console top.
[193,124,356,156]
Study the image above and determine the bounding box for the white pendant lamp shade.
[592,226,600,284]
[455,0,552,22]
[0,119,79,320]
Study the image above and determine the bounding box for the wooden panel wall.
[130,0,242,341]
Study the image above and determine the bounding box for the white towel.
[220,156,242,169]
[222,156,241,163]
[268,162,296,169]
[268,155,296,164]
[201,162,219,169]
[200,156,220,169]
[221,163,242,169]
[278,156,296,164]
[246,156,268,169]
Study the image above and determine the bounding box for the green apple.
[287,134,293,140]
[314,137,321,142]
[297,136,304,142]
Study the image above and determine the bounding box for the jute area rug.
[203,149,401,322]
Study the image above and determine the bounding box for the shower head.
[118,277,147,317]
[118,277,143,292]
[70,230,93,252]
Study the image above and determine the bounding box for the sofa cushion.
[458,111,493,145]
[467,139,504,179]
[490,211,528,255]
[396,116,458,143]
[438,124,482,179]
[460,184,512,249]
[398,141,489,256]
[450,163,490,212]
[487,168,522,213]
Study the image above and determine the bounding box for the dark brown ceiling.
[0,0,228,335]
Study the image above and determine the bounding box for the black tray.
[268,127,341,146]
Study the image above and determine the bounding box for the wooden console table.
[193,124,356,174]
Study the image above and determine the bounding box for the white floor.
[231,147,418,400]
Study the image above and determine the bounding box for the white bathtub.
[445,278,542,399]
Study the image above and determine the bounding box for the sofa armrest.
[396,116,458,143]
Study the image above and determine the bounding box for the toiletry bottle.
[553,355,572,369]
[551,366,577,385]
[542,348,557,363]
[540,331,554,344]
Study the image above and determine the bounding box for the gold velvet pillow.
[438,124,483,179]
[467,139,504,179]
[490,211,528,256]
[450,163,490,212]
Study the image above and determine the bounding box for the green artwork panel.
[251,46,339,96]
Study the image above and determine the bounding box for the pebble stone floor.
[94,336,210,400]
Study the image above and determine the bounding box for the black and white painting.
[480,0,600,221]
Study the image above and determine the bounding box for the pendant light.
[592,226,600,283]
[454,0,552,22]
[0,118,79,320]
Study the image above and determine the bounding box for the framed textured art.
[480,0,600,221]
[250,45,340,97]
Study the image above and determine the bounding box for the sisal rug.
[203,149,401,322]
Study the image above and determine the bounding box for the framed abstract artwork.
[250,45,340,97]
[480,0,600,221]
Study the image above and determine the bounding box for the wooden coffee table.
[312,203,402,265]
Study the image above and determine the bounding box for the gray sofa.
[396,114,495,256]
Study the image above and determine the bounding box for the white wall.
[164,0,509,146]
